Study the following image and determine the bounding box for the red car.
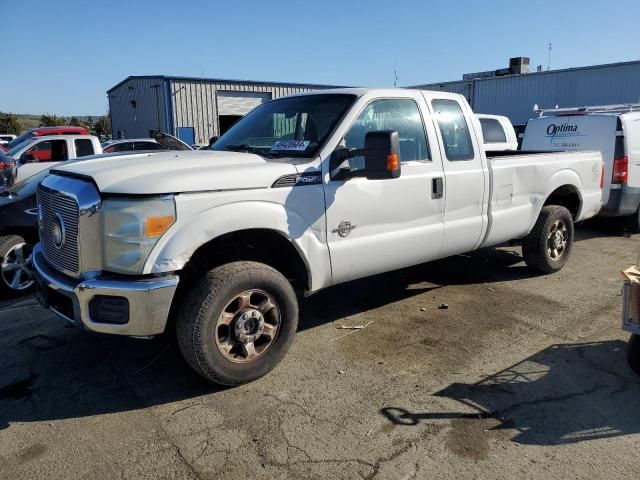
[0,126,89,152]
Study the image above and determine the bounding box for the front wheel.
[0,235,35,296]
[176,261,299,386]
[522,205,574,274]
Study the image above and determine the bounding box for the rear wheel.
[0,235,34,296]
[628,334,640,376]
[522,205,574,274]
[175,261,298,385]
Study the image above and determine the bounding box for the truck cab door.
[427,96,488,256]
[323,95,445,285]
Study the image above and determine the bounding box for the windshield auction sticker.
[271,140,310,151]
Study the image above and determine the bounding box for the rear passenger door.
[427,96,488,256]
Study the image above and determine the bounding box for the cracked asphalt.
[2,221,640,479]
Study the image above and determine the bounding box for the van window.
[479,118,507,144]
[74,139,94,157]
[344,98,430,170]
[432,99,474,161]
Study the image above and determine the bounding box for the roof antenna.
[394,58,399,87]
[547,42,552,71]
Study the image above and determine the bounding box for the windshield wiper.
[225,144,272,157]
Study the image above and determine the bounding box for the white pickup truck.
[33,88,603,385]
[5,135,103,184]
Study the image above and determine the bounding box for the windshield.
[5,130,35,149]
[213,94,356,158]
[6,139,35,157]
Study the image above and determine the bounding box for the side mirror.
[329,147,350,179]
[363,130,401,180]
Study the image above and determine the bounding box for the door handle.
[432,177,443,199]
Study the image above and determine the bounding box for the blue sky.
[1,0,639,116]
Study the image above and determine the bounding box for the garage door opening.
[217,90,272,136]
[218,115,243,136]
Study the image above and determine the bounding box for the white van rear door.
[522,115,617,204]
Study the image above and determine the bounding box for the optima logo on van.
[546,123,578,135]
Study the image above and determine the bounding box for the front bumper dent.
[33,243,178,336]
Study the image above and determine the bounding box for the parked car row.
[0,132,193,293]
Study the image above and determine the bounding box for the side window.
[134,141,163,151]
[479,118,507,144]
[432,99,474,161]
[74,139,94,157]
[26,140,68,162]
[343,98,429,170]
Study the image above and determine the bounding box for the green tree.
[40,114,67,126]
[93,114,111,140]
[0,113,23,134]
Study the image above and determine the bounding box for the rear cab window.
[432,99,475,161]
[479,118,507,144]
[75,139,95,157]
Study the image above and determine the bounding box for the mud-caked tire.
[522,205,574,274]
[175,261,298,386]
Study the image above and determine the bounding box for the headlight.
[102,196,176,274]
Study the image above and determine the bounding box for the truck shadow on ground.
[0,225,631,429]
[381,340,640,446]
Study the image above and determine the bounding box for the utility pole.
[547,42,552,71]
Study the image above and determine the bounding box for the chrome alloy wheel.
[547,220,568,261]
[214,289,280,363]
[1,242,34,291]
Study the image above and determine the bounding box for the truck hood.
[51,151,298,194]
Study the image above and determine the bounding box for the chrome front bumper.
[33,243,179,336]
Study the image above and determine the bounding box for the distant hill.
[4,113,99,130]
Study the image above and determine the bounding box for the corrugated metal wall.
[415,62,640,126]
[472,63,640,125]
[168,80,329,143]
[108,77,168,138]
[414,81,473,103]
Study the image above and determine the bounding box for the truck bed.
[482,150,603,247]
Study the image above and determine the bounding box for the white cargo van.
[522,104,640,226]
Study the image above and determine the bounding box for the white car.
[0,134,16,145]
[476,114,518,152]
[34,88,603,385]
[523,104,640,226]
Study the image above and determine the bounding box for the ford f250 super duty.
[33,89,604,385]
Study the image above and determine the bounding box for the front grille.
[38,184,80,274]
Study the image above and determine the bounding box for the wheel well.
[180,229,310,293]
[544,185,581,219]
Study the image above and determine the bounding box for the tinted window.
[432,99,474,161]
[133,141,163,151]
[75,139,94,157]
[344,98,429,170]
[479,118,507,144]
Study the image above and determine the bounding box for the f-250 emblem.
[332,221,356,238]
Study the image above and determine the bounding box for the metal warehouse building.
[107,76,341,145]
[412,58,640,127]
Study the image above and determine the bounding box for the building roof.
[107,75,347,94]
[410,59,640,89]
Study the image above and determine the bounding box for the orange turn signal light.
[145,215,175,237]
[387,153,400,171]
